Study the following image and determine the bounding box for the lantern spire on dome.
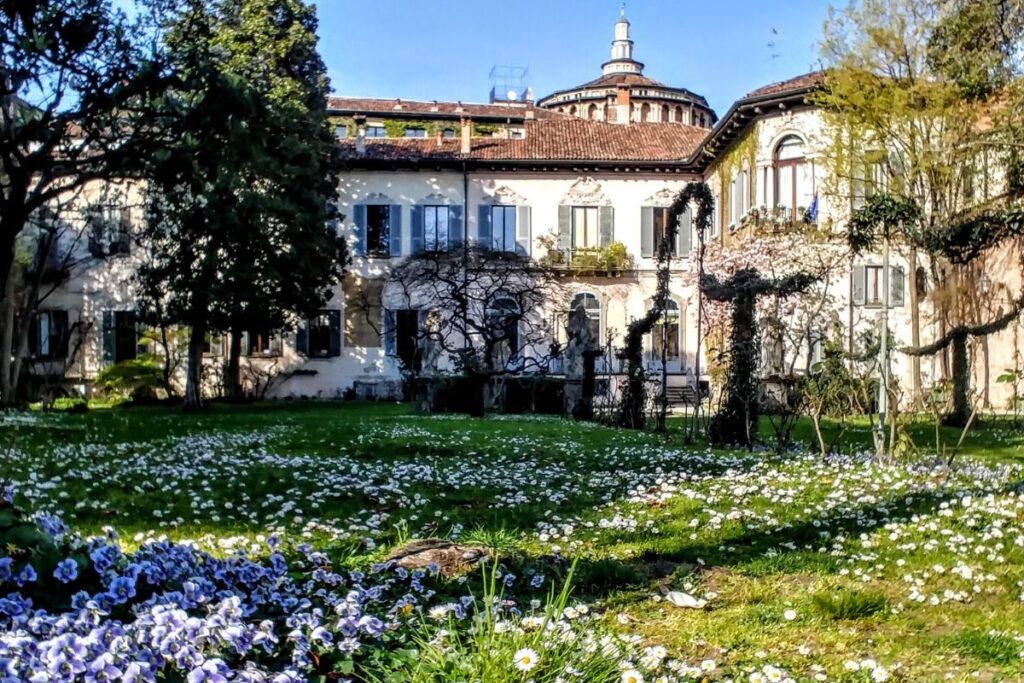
[604,5,642,75]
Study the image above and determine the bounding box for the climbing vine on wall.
[616,182,715,430]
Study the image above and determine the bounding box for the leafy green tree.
[0,0,163,405]
[819,0,1024,421]
[138,0,344,409]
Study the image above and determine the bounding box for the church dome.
[536,8,716,128]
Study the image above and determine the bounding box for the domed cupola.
[536,6,717,128]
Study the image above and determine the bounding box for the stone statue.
[563,302,598,419]
[418,309,442,377]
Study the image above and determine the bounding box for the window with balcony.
[571,206,600,250]
[774,135,813,219]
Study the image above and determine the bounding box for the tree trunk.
[946,331,971,427]
[0,256,16,407]
[184,321,207,411]
[226,329,243,401]
[908,248,922,403]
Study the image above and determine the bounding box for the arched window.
[568,105,577,116]
[650,299,681,362]
[602,104,610,121]
[774,135,811,219]
[487,296,520,368]
[587,103,598,120]
[660,105,669,123]
[569,293,601,344]
[674,105,683,123]
[640,102,651,122]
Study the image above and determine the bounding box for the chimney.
[615,85,631,125]
[354,114,366,154]
[460,117,472,155]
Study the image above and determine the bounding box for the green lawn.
[5,402,1024,681]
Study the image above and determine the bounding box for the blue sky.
[317,0,835,116]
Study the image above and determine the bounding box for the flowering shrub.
[0,493,447,681]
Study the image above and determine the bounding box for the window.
[366,205,391,258]
[202,333,223,357]
[423,205,450,251]
[487,298,520,368]
[394,309,420,370]
[102,310,137,363]
[29,310,68,361]
[864,265,884,306]
[509,129,525,139]
[335,125,348,138]
[245,330,281,356]
[652,207,677,255]
[853,265,905,308]
[569,293,601,344]
[571,206,599,250]
[650,300,680,362]
[300,310,341,358]
[442,128,456,139]
[774,135,812,219]
[491,205,517,252]
[404,127,427,138]
[87,205,130,258]
[345,276,383,348]
[366,125,387,138]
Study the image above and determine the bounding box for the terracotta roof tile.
[338,118,707,164]
[326,97,562,120]
[744,71,826,98]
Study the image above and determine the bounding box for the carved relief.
[486,185,527,205]
[562,177,611,206]
[643,186,680,207]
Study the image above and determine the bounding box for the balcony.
[540,242,635,276]
[737,205,818,234]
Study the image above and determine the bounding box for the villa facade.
[27,11,1021,408]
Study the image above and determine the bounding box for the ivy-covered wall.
[328,116,507,139]
[706,121,759,248]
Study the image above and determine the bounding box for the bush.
[48,397,88,413]
[94,354,164,400]
[416,376,565,416]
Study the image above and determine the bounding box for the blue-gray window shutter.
[478,205,492,249]
[516,206,531,256]
[384,309,396,355]
[389,205,402,257]
[599,206,614,247]
[640,207,654,258]
[410,205,424,253]
[353,205,367,257]
[101,311,115,362]
[328,310,342,356]
[448,205,464,246]
[557,206,571,251]
[852,265,866,305]
[677,209,692,257]
[891,266,905,307]
[295,321,308,356]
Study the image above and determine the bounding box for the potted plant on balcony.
[599,241,633,276]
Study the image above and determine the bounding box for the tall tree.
[214,0,345,401]
[138,0,344,409]
[0,0,162,404]
[818,0,1024,420]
